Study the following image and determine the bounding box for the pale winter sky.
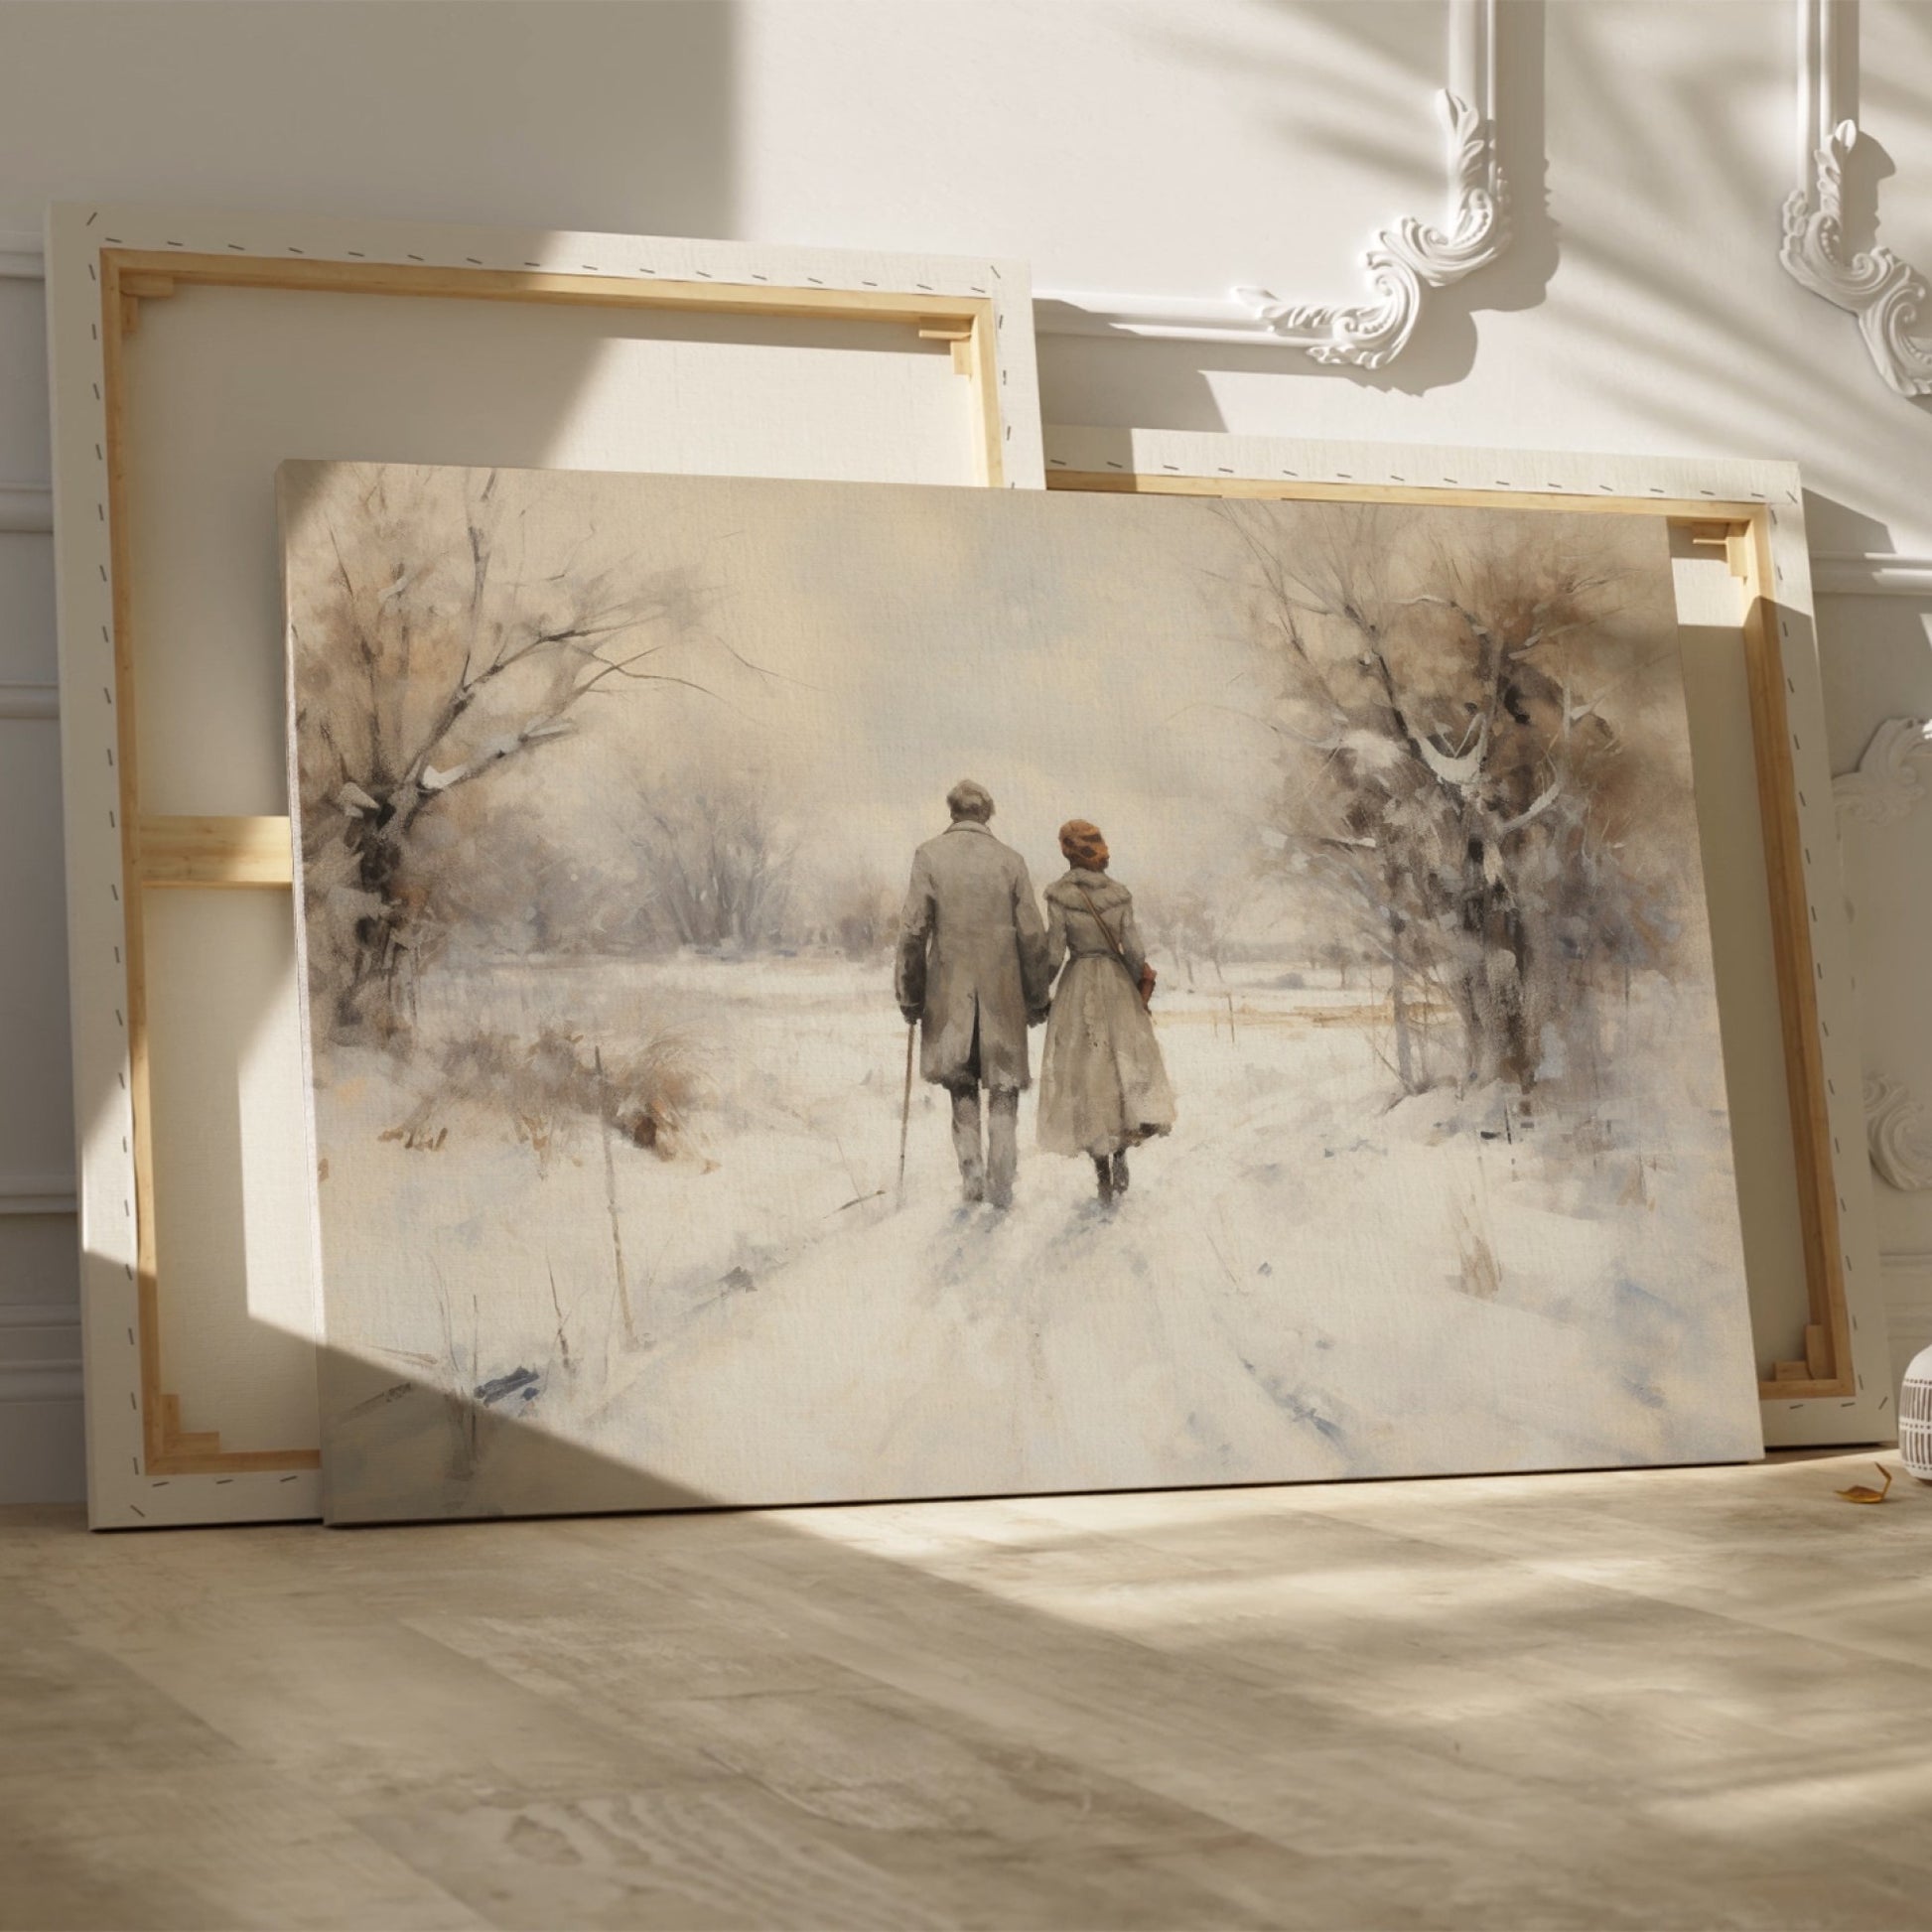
[284,460,1686,943]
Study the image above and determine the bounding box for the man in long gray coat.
[895,779,1050,1209]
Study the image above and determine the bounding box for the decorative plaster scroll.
[1035,0,1509,365]
[1782,122,1932,398]
[1864,1074,1932,1191]
[1240,92,1508,368]
[1781,1,1932,399]
[1834,717,1932,825]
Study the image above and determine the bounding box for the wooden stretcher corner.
[97,243,1014,1480]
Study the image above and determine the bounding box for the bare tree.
[293,469,709,1027]
[1141,883,1238,992]
[627,778,797,952]
[1222,502,1663,1095]
[818,867,900,959]
[429,808,646,958]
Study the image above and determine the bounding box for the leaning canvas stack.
[282,460,1763,1523]
[47,203,1897,1532]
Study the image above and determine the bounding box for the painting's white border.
[1035,0,1508,365]
[1781,0,1932,399]
[47,202,1044,1529]
[1042,422,1894,1450]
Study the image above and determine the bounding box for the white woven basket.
[1902,1344,1932,1481]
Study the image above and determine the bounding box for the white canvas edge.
[1042,424,1890,1451]
[47,199,1045,1529]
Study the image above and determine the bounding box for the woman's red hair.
[1058,819,1109,871]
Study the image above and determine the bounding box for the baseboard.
[0,1299,85,1504]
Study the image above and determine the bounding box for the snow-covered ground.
[315,953,1763,1522]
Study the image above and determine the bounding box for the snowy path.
[316,955,1762,1519]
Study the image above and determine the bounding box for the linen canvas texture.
[280,461,1764,1523]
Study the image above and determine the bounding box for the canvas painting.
[282,461,1763,1523]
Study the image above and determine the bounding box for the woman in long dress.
[1036,819,1176,1202]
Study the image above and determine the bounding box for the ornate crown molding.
[1780,0,1932,398]
[1035,0,1510,366]
[1864,1075,1932,1191]
[1833,716,1932,824]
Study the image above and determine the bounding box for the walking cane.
[897,1020,915,1207]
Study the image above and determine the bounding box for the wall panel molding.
[0,482,55,532]
[0,26,1524,377]
[1811,553,1932,597]
[1781,0,1932,398]
[1834,719,1932,1198]
[0,682,58,721]
[0,1303,82,1408]
[1035,0,1508,365]
[0,1371,81,1405]
[0,235,78,1493]
[0,230,42,281]
[0,1303,79,1326]
[0,1173,78,1217]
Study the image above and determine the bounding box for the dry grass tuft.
[384,1022,702,1159]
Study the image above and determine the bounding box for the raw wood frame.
[49,203,1042,1525]
[1042,425,1889,1446]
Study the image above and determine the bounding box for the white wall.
[3,0,1928,1502]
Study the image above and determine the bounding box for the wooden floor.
[4,1450,1931,1931]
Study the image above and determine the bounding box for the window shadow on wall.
[1518,0,1932,469]
[0,1,739,242]
[1037,0,1554,419]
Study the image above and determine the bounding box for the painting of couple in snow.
[282,460,1762,1524]
[896,781,1173,1213]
